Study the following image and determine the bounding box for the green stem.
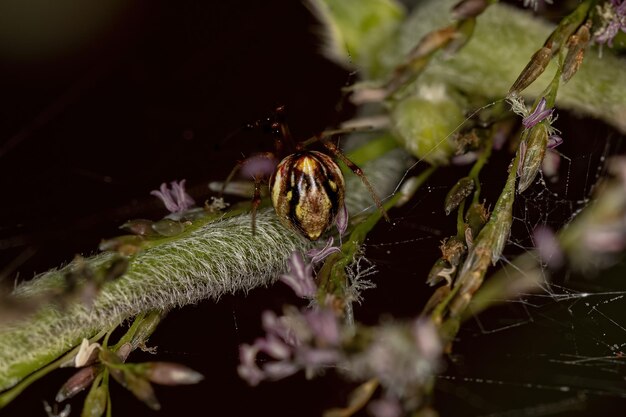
[468,135,494,204]
[0,141,408,396]
[0,329,106,408]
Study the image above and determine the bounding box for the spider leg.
[220,160,245,196]
[297,125,377,150]
[220,151,276,197]
[250,176,263,236]
[321,140,390,222]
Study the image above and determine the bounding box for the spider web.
[354,107,626,416]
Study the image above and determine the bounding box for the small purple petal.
[304,308,341,346]
[522,97,554,129]
[594,1,626,47]
[237,344,265,386]
[493,126,509,150]
[262,361,300,380]
[451,151,478,166]
[542,149,560,182]
[296,347,341,366]
[307,237,341,264]
[279,252,317,298]
[151,184,177,212]
[335,203,349,236]
[533,226,564,268]
[150,180,195,213]
[547,134,563,149]
[261,310,300,346]
[412,319,442,362]
[368,397,403,417]
[583,226,626,253]
[255,336,292,360]
[171,180,195,209]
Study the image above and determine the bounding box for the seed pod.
[440,236,467,266]
[56,365,99,402]
[120,219,157,236]
[406,26,457,63]
[427,258,453,287]
[562,22,590,83]
[142,362,204,386]
[445,17,476,56]
[451,0,489,19]
[152,219,185,237]
[508,47,552,96]
[444,176,474,215]
[465,202,489,239]
[518,125,548,193]
[387,27,457,92]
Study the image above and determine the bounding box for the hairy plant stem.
[0,138,409,398]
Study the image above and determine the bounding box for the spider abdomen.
[269,150,345,241]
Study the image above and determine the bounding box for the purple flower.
[303,308,341,346]
[583,226,626,253]
[335,203,349,236]
[594,1,626,47]
[150,180,195,213]
[412,319,442,363]
[279,252,317,298]
[547,134,563,149]
[237,307,342,386]
[237,344,265,386]
[533,226,564,268]
[542,149,561,182]
[451,151,479,166]
[368,396,402,417]
[522,97,554,129]
[306,237,341,264]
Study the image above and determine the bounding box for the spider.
[222,106,389,241]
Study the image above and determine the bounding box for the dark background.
[1,1,626,416]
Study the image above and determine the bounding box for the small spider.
[222,106,389,241]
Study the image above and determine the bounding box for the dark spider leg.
[297,125,376,150]
[220,160,244,197]
[250,176,263,236]
[220,151,276,196]
[321,140,390,222]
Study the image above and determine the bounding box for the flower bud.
[82,384,107,417]
[440,236,467,266]
[518,125,548,193]
[465,202,489,239]
[143,362,204,386]
[56,365,99,402]
[451,0,489,19]
[508,47,552,96]
[152,219,185,237]
[444,177,474,215]
[562,22,590,83]
[120,219,157,236]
